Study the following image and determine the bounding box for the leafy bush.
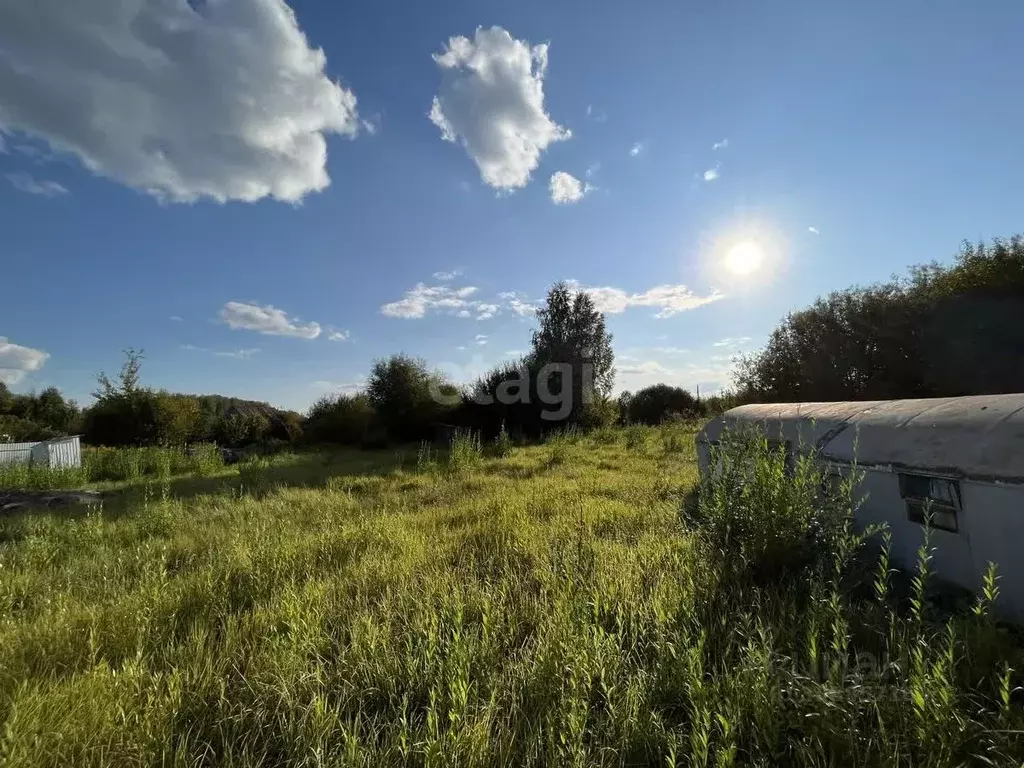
[0,415,63,443]
[589,425,619,445]
[624,425,648,452]
[447,430,482,475]
[367,354,456,443]
[303,393,374,445]
[491,423,514,458]
[691,424,859,577]
[620,384,699,425]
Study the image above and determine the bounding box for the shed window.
[899,473,960,533]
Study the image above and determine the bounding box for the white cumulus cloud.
[712,138,729,150]
[808,226,820,235]
[0,0,360,204]
[220,302,321,339]
[703,168,719,182]
[549,171,590,204]
[381,284,491,319]
[429,26,570,190]
[327,329,350,342]
[0,337,49,385]
[629,142,644,157]
[576,284,725,318]
[6,172,67,197]
[498,291,538,317]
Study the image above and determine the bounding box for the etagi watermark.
[428,359,598,422]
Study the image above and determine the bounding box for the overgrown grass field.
[0,427,1021,765]
[0,444,226,491]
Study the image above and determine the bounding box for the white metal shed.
[697,394,1024,617]
[0,436,81,469]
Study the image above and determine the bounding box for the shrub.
[624,425,648,452]
[621,384,699,425]
[589,425,619,445]
[691,424,861,577]
[661,426,687,454]
[447,430,482,475]
[492,423,514,458]
[303,393,374,446]
[545,432,572,467]
[367,354,456,443]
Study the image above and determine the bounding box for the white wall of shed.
[46,437,81,469]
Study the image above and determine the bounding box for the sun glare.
[724,240,764,276]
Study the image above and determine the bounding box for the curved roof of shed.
[700,394,1024,483]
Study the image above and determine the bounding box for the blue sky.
[2,0,1023,411]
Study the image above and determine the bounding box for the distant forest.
[3,235,1023,448]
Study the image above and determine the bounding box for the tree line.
[0,350,302,448]
[6,234,1020,448]
[735,235,1024,402]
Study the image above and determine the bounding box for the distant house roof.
[699,394,1024,484]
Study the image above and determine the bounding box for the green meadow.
[0,426,1021,766]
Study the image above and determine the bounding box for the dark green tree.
[529,281,615,425]
[622,384,699,425]
[367,354,455,442]
[736,235,1024,402]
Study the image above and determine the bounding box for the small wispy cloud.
[572,282,724,319]
[498,291,538,317]
[619,360,671,376]
[475,334,488,346]
[182,344,260,359]
[361,114,381,136]
[808,226,820,235]
[216,349,260,359]
[585,162,601,179]
[476,303,498,320]
[382,283,496,320]
[585,104,607,122]
[169,315,183,322]
[712,138,729,151]
[703,167,719,182]
[312,379,365,394]
[629,142,644,157]
[712,336,752,348]
[220,301,321,339]
[6,172,68,197]
[433,270,460,281]
[327,329,350,342]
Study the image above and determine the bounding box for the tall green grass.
[0,462,86,491]
[84,444,224,483]
[0,444,225,491]
[0,427,1019,765]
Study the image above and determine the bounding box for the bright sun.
[724,240,765,276]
